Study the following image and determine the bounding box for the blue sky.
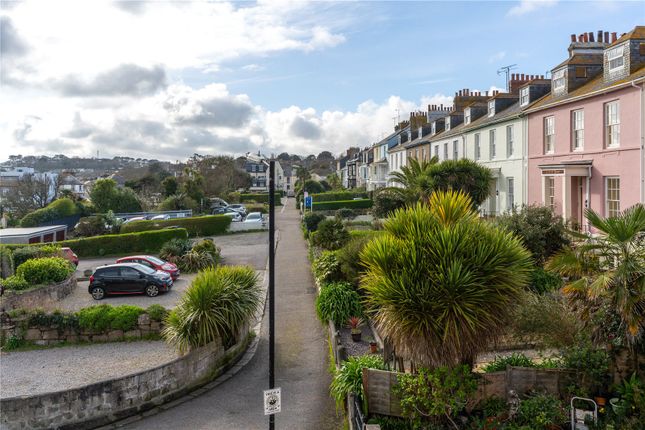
[1,0,643,161]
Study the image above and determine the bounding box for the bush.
[515,393,567,427]
[120,215,231,237]
[77,305,114,332]
[75,215,109,237]
[311,199,372,211]
[330,354,386,406]
[109,305,145,331]
[0,245,14,278]
[191,239,221,263]
[335,208,356,220]
[303,212,326,232]
[16,257,73,285]
[0,274,29,291]
[244,203,268,214]
[312,219,350,251]
[12,245,59,268]
[496,205,569,264]
[146,304,168,322]
[239,193,283,206]
[315,282,362,326]
[311,191,368,202]
[312,251,342,284]
[337,235,372,285]
[20,198,80,227]
[179,250,216,273]
[159,238,192,261]
[482,353,535,373]
[372,189,406,218]
[562,341,610,395]
[157,195,199,211]
[529,267,563,294]
[163,266,261,353]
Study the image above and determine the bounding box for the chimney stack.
[611,32,617,42]
[597,30,603,43]
[589,32,594,42]
[570,34,576,42]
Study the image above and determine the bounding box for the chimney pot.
[584,33,589,42]
[570,34,576,42]
[611,32,617,42]
[589,32,594,42]
[604,31,609,43]
[598,30,603,43]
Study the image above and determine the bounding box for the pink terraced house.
[527,27,645,230]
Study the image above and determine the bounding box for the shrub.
[515,393,567,427]
[311,191,369,202]
[16,257,73,285]
[12,245,59,268]
[337,235,372,285]
[120,216,231,237]
[372,189,406,218]
[239,192,283,206]
[312,218,350,251]
[562,341,610,395]
[303,212,326,232]
[528,267,563,294]
[159,238,192,260]
[157,195,199,211]
[335,208,356,220]
[20,198,80,227]
[496,205,569,264]
[0,275,29,291]
[330,354,386,407]
[77,305,114,332]
[191,238,221,263]
[110,305,145,331]
[146,304,168,322]
[28,309,79,332]
[482,353,535,373]
[179,250,216,273]
[244,203,268,214]
[75,215,108,237]
[312,251,342,284]
[163,266,261,353]
[311,199,372,211]
[315,282,362,326]
[0,245,14,278]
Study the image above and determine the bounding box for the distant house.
[0,225,67,244]
[282,165,294,195]
[244,152,284,192]
[108,173,126,188]
[58,174,86,199]
[0,167,58,202]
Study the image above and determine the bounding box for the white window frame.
[443,142,448,160]
[431,123,436,135]
[605,177,620,217]
[545,176,555,211]
[520,87,530,106]
[489,129,496,159]
[488,100,495,117]
[421,148,426,160]
[507,177,515,211]
[605,101,620,148]
[474,133,481,160]
[607,45,625,73]
[544,116,555,154]
[553,68,566,92]
[445,117,451,131]
[464,108,471,125]
[433,145,439,158]
[506,125,514,158]
[419,126,424,138]
[572,109,584,151]
[453,140,459,160]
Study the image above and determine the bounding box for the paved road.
[120,199,340,430]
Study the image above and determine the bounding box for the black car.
[88,263,173,300]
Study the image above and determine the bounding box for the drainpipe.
[632,81,645,202]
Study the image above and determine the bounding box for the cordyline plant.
[360,190,533,368]
[547,204,645,350]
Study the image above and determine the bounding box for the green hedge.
[310,191,368,202]
[119,216,231,237]
[239,193,283,206]
[312,199,373,211]
[16,257,74,285]
[20,198,81,227]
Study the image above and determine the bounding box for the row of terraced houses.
[336,26,645,230]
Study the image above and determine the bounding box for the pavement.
[117,198,341,430]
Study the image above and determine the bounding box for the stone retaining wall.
[0,322,251,430]
[0,276,77,312]
[2,313,163,346]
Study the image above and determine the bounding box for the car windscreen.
[147,256,165,265]
[134,264,156,274]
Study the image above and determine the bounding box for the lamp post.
[268,159,276,430]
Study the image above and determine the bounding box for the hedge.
[16,257,74,285]
[311,199,373,211]
[310,191,368,202]
[21,198,82,227]
[119,216,231,237]
[239,193,283,206]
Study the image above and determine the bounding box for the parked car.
[122,216,146,224]
[60,247,79,267]
[88,263,173,300]
[243,212,266,227]
[212,207,243,221]
[227,204,247,216]
[116,255,180,280]
[150,214,171,221]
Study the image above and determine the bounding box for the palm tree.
[360,190,533,367]
[388,157,438,203]
[547,204,645,350]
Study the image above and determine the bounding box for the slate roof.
[609,26,645,47]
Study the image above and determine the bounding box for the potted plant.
[364,335,378,353]
[348,316,363,342]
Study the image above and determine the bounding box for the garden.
[303,167,645,430]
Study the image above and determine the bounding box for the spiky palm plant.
[162,266,261,353]
[547,204,645,348]
[360,190,533,367]
[388,157,438,203]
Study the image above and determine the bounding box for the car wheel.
[91,286,105,300]
[145,284,160,297]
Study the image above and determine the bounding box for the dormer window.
[464,108,471,125]
[445,117,451,131]
[553,69,566,92]
[488,101,495,117]
[431,122,436,135]
[607,45,625,74]
[520,87,530,107]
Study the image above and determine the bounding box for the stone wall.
[1,313,163,346]
[0,276,77,311]
[0,322,251,430]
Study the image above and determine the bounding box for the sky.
[0,0,642,162]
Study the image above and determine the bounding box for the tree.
[547,204,645,351]
[2,173,59,217]
[317,151,334,160]
[360,190,533,367]
[325,172,342,191]
[190,156,250,197]
[295,166,311,187]
[389,157,438,203]
[161,176,179,197]
[181,167,204,204]
[89,178,141,213]
[428,159,493,206]
[157,194,199,211]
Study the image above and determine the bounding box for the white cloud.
[507,0,558,17]
[241,64,265,72]
[488,51,506,63]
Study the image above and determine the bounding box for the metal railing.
[350,393,367,430]
[111,210,193,220]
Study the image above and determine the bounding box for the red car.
[61,247,79,267]
[115,255,180,280]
